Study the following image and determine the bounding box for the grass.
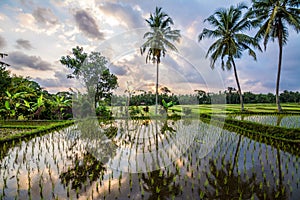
[0,120,74,143]
[110,103,300,118]
[183,103,300,115]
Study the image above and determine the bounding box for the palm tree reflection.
[204,159,257,199]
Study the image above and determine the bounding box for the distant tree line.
[112,89,300,106]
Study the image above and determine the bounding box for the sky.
[0,0,299,95]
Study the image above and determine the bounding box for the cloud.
[34,73,70,88]
[98,2,144,29]
[109,64,128,76]
[74,10,104,40]
[7,51,53,71]
[32,7,58,26]
[15,39,33,50]
[0,35,6,48]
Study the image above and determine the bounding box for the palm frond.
[141,7,181,65]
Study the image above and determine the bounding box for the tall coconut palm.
[250,0,300,112]
[141,7,181,114]
[198,3,261,111]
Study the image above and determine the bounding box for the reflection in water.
[142,169,180,200]
[59,152,106,190]
[0,119,300,199]
[204,159,257,199]
[99,119,208,173]
[232,115,300,128]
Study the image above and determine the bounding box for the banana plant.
[23,94,44,119]
[2,91,27,119]
[52,95,71,120]
[33,94,44,119]
[162,99,174,113]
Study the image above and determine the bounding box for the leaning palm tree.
[141,7,181,114]
[250,0,300,112]
[198,3,261,111]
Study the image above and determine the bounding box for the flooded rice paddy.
[230,115,300,128]
[1,119,300,199]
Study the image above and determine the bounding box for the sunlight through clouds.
[0,0,299,93]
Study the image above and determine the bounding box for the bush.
[96,105,111,118]
[129,106,140,117]
[183,107,192,115]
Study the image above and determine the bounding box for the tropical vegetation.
[250,0,300,112]
[0,2,300,200]
[141,7,181,114]
[198,3,262,111]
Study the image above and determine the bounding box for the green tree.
[61,49,118,109]
[0,65,11,101]
[0,53,11,110]
[141,7,181,114]
[60,46,87,79]
[82,52,118,108]
[198,3,261,111]
[250,0,300,112]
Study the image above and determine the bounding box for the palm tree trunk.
[155,62,159,115]
[232,59,244,111]
[276,36,283,112]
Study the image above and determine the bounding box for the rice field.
[231,115,300,128]
[1,118,299,199]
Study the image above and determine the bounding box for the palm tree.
[198,3,261,111]
[141,7,181,114]
[250,0,300,112]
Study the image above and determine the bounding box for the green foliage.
[129,106,141,117]
[199,3,262,111]
[0,120,74,143]
[182,107,192,116]
[250,0,300,111]
[0,65,11,98]
[50,94,72,120]
[60,46,87,79]
[96,105,111,118]
[141,7,181,64]
[162,99,174,110]
[141,7,181,114]
[61,48,118,108]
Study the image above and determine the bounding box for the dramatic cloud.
[15,39,33,50]
[74,10,104,40]
[7,51,52,71]
[32,7,58,26]
[109,64,128,76]
[99,2,144,28]
[0,0,299,93]
[0,35,6,48]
